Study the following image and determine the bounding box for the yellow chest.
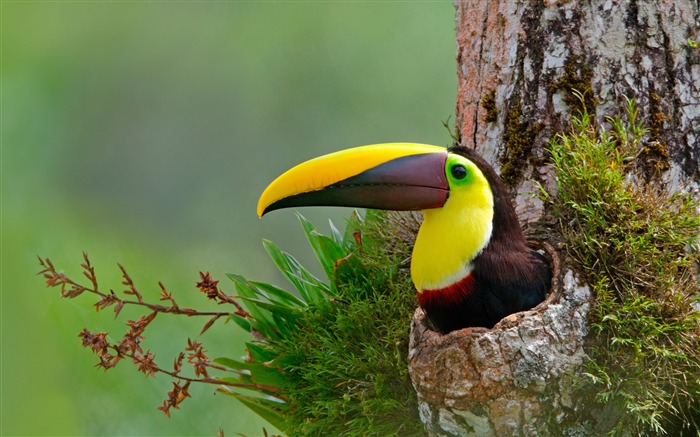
[410,189,494,291]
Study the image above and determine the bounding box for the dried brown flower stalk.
[38,252,283,417]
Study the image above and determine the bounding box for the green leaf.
[329,219,344,247]
[333,252,364,285]
[215,356,249,370]
[225,275,305,339]
[262,239,329,304]
[246,341,278,363]
[214,357,290,389]
[234,296,301,334]
[228,275,278,338]
[230,313,251,332]
[220,390,288,432]
[297,213,350,281]
[250,281,306,308]
[234,295,300,316]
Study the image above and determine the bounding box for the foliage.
[40,211,424,436]
[543,96,700,435]
[219,211,423,436]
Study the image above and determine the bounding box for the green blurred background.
[2,2,456,435]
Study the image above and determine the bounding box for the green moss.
[501,54,598,188]
[549,54,597,116]
[543,99,700,435]
[221,211,424,436]
[481,89,498,123]
[278,212,421,436]
[500,101,543,187]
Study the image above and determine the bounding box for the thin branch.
[39,255,232,319]
[39,253,271,417]
[128,349,283,394]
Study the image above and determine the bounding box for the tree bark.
[455,0,699,223]
[408,1,700,435]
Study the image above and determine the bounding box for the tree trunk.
[408,1,700,435]
[455,0,699,223]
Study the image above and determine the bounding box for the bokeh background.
[3,3,456,435]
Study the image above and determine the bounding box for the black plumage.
[420,146,551,333]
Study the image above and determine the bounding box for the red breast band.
[417,273,476,308]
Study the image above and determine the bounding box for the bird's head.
[257,143,505,293]
[257,143,492,220]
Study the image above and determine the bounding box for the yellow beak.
[257,143,449,217]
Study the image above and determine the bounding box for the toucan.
[257,143,550,333]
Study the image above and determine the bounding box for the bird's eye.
[450,164,467,180]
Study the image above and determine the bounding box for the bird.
[257,143,550,333]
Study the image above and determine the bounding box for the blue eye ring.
[450,164,467,180]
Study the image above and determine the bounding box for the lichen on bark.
[454,0,700,223]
